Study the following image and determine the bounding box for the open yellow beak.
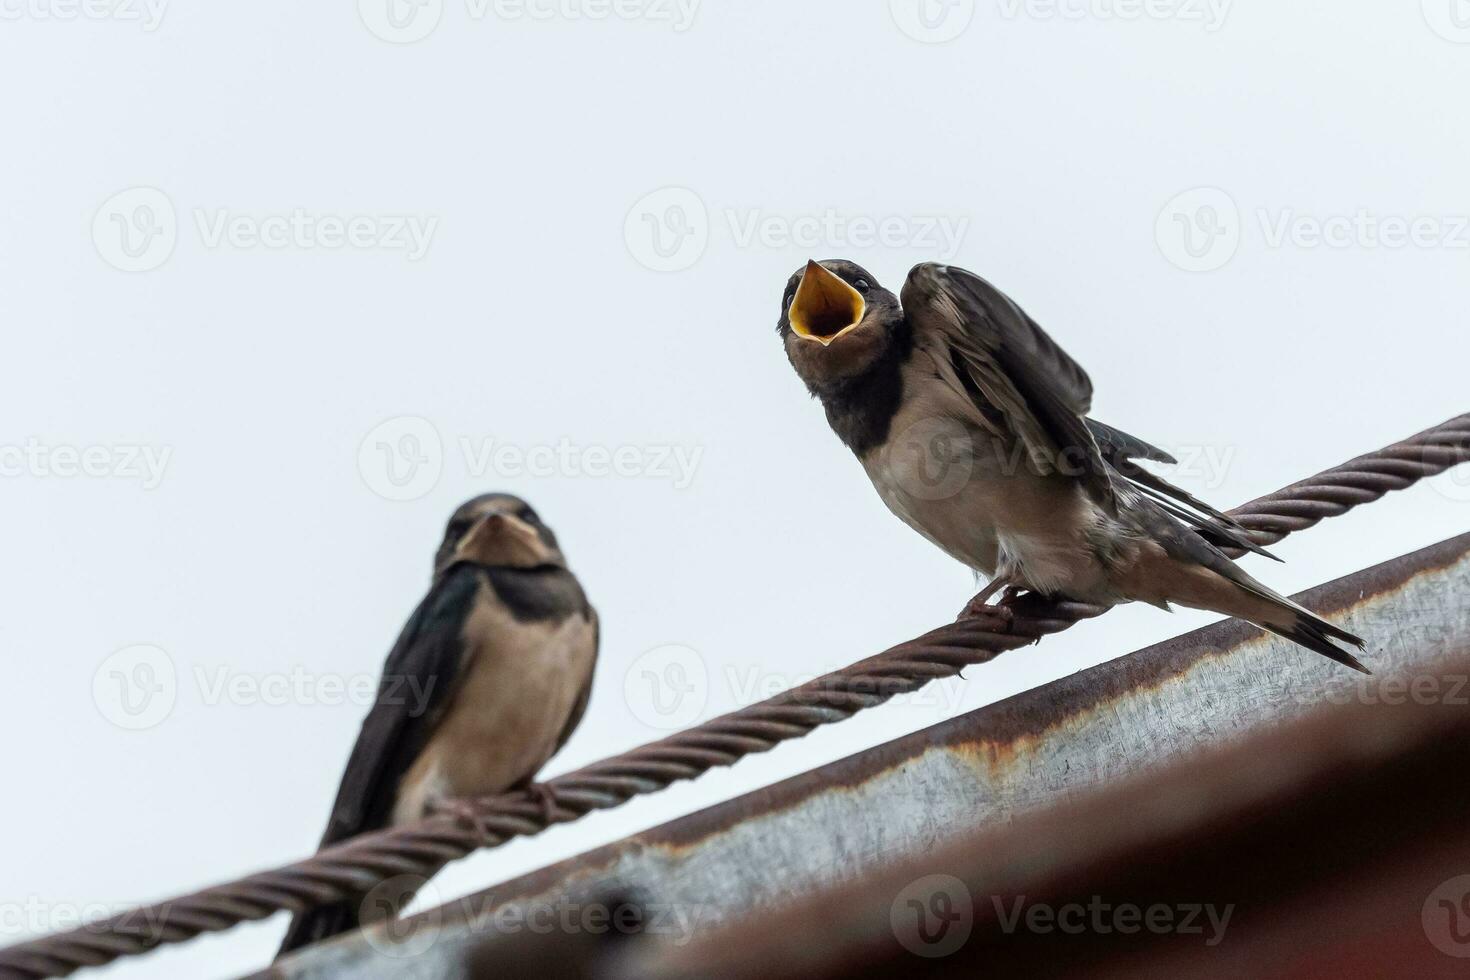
[789,260,866,346]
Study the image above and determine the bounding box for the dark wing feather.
[1085,418,1175,465]
[902,263,1116,506]
[901,264,1275,556]
[550,608,598,759]
[317,565,479,844]
[1089,418,1280,561]
[277,565,478,957]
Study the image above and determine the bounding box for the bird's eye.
[854,279,870,292]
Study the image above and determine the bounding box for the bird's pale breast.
[393,588,595,824]
[861,365,1110,596]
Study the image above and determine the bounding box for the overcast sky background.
[2,2,1468,977]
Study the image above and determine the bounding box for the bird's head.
[433,493,566,580]
[778,259,903,391]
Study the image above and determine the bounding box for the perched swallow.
[778,259,1366,672]
[278,494,599,955]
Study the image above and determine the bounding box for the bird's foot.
[956,595,1015,630]
[427,796,490,840]
[525,782,563,827]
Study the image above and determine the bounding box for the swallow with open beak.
[778,259,1367,672]
[277,494,599,955]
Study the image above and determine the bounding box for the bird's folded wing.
[1088,418,1280,561]
[318,567,478,847]
[901,262,1116,507]
[550,609,598,759]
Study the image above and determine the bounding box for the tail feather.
[1257,609,1370,675]
[1166,543,1370,674]
[1233,577,1369,674]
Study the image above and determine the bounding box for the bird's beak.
[454,512,557,570]
[789,260,866,346]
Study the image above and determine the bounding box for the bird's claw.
[956,596,1015,630]
[526,782,562,827]
[427,796,490,840]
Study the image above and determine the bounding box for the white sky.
[2,2,1468,977]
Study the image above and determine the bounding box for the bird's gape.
[789,260,866,346]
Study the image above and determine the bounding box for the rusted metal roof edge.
[630,651,1470,980]
[327,531,1470,938]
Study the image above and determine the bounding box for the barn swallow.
[277,494,599,956]
[778,259,1366,672]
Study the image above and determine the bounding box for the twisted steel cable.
[2,414,1467,980]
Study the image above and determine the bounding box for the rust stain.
[348,534,1470,951]
[643,533,1470,852]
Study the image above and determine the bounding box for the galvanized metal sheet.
[264,533,1470,980]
